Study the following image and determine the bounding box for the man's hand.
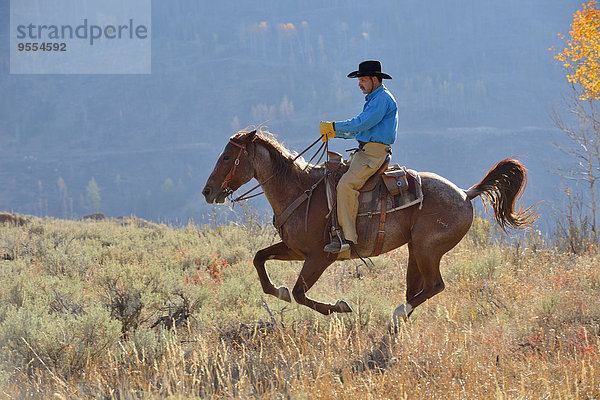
[319,121,336,142]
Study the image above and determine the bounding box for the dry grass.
[0,215,599,399]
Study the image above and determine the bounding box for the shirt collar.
[365,84,385,101]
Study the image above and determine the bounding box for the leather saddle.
[323,151,424,256]
[326,151,423,214]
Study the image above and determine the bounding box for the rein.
[226,136,327,203]
[219,134,329,233]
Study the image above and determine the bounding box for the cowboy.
[320,60,398,253]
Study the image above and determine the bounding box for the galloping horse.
[202,130,536,322]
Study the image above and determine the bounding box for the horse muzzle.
[202,184,228,204]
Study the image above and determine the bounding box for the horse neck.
[252,142,312,216]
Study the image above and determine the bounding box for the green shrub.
[446,247,503,282]
[466,214,494,247]
[0,303,121,377]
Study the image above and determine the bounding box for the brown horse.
[202,130,536,323]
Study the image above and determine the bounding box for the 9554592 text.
[17,42,66,51]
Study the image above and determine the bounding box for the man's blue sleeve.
[334,95,387,138]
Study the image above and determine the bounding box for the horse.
[202,129,536,323]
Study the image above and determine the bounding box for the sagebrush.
[0,215,598,399]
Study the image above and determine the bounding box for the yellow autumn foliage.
[555,1,600,100]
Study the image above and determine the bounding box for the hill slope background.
[0,1,583,231]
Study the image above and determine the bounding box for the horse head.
[203,130,257,204]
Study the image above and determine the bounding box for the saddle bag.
[382,167,409,196]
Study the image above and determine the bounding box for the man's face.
[358,76,379,94]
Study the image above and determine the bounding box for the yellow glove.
[319,121,336,142]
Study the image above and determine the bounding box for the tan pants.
[337,142,390,243]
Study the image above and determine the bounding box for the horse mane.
[232,128,322,184]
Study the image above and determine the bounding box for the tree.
[555,1,600,100]
[554,0,600,243]
[86,178,101,212]
[57,176,69,218]
[551,90,600,239]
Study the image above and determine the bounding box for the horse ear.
[247,129,257,141]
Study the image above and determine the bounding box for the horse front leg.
[253,242,304,302]
[292,255,352,315]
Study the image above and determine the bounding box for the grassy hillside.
[0,214,599,399]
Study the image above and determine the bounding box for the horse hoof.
[335,299,353,313]
[389,303,413,331]
[393,303,413,320]
[276,286,291,303]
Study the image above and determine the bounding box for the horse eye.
[223,155,231,161]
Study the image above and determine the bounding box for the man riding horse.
[320,60,398,253]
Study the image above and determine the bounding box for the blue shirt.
[334,84,398,145]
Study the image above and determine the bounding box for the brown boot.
[323,236,351,253]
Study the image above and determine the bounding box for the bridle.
[220,140,248,195]
[219,136,327,203]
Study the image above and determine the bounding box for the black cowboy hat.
[347,60,392,79]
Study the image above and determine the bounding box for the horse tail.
[465,158,538,231]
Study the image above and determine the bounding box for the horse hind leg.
[409,249,445,305]
[405,247,424,302]
[292,255,351,315]
[393,246,422,318]
[390,246,423,329]
[253,242,304,302]
[392,242,445,327]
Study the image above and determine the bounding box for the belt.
[357,141,392,153]
[348,141,392,154]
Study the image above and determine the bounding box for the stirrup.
[323,236,350,253]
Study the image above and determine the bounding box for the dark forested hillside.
[0,1,579,223]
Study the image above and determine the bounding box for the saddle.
[326,151,423,214]
[358,163,424,216]
[325,151,424,255]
